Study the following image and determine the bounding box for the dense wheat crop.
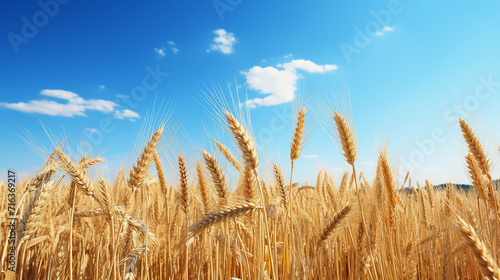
[1,107,500,279]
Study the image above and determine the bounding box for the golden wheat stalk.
[465,153,488,201]
[128,126,164,190]
[177,153,189,214]
[187,202,260,242]
[152,150,168,193]
[196,162,211,213]
[202,149,228,206]
[225,111,259,170]
[273,164,288,212]
[333,111,357,166]
[290,107,306,162]
[459,119,491,178]
[317,203,353,247]
[456,216,500,280]
[215,140,242,172]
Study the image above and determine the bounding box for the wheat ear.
[317,203,353,247]
[202,149,228,206]
[333,111,357,166]
[215,140,242,172]
[225,111,259,170]
[128,126,164,190]
[177,153,189,214]
[290,107,306,161]
[196,162,211,213]
[187,202,260,241]
[273,164,288,212]
[459,119,491,178]
[456,216,500,280]
[465,153,488,202]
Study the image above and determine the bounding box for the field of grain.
[1,108,498,280]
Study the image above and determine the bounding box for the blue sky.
[2,0,500,185]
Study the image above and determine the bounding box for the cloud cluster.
[0,89,139,120]
[208,29,237,54]
[375,26,395,36]
[241,59,338,108]
[155,41,179,57]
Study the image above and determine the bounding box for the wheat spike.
[459,119,491,178]
[273,164,288,211]
[333,111,357,166]
[177,153,189,214]
[187,202,260,241]
[456,217,500,280]
[318,203,353,247]
[215,140,242,172]
[202,149,228,206]
[128,126,164,190]
[225,111,259,170]
[290,107,306,161]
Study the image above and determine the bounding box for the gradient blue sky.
[2,0,500,185]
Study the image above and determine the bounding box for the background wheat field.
[1,106,499,279]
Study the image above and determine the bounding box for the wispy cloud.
[114,109,140,121]
[303,154,318,159]
[85,127,98,133]
[155,41,179,56]
[207,29,237,54]
[284,53,293,58]
[0,89,140,121]
[99,85,106,90]
[375,26,395,36]
[154,47,166,57]
[241,59,337,108]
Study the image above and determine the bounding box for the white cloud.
[168,41,175,45]
[172,47,179,54]
[284,53,293,58]
[99,85,106,90]
[241,59,337,108]
[114,109,140,121]
[303,154,318,159]
[375,26,395,36]
[208,29,237,54]
[0,89,139,121]
[85,127,98,133]
[115,94,126,99]
[0,89,117,117]
[154,47,166,57]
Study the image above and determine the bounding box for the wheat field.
[1,108,499,280]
